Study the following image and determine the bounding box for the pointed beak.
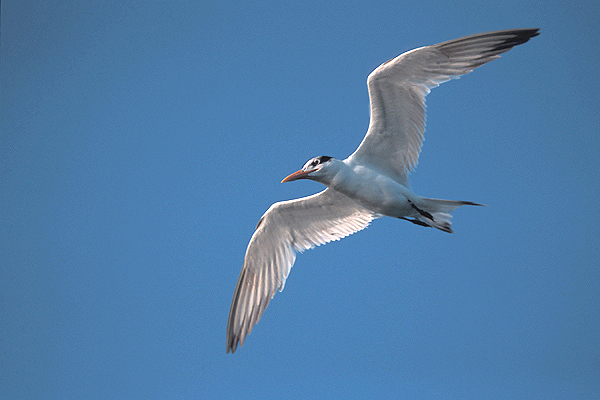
[281,168,315,183]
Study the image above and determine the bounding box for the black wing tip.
[226,338,239,354]
[436,28,540,59]
[481,28,540,47]
[226,326,243,353]
[484,29,539,57]
[480,28,540,40]
[503,28,540,44]
[506,27,540,36]
[519,28,540,36]
[455,28,539,60]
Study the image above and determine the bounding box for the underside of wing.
[349,28,539,184]
[226,189,377,353]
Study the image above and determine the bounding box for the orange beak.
[281,168,315,183]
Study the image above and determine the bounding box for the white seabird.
[227,28,539,353]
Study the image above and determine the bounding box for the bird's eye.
[311,159,319,167]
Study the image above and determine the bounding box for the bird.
[226,28,539,353]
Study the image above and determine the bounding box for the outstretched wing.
[227,189,377,353]
[348,28,539,184]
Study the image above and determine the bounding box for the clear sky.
[2,1,599,399]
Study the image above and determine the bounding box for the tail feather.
[412,198,484,233]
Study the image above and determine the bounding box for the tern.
[227,28,539,353]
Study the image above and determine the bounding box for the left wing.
[348,29,539,184]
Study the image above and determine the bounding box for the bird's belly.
[353,189,413,217]
[332,174,415,218]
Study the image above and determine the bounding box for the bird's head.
[281,156,337,184]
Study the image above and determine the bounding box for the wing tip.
[226,334,240,354]
[500,28,540,47]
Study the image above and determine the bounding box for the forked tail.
[403,198,484,233]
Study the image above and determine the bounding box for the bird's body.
[312,159,444,223]
[329,160,412,214]
[227,28,539,353]
[310,158,413,217]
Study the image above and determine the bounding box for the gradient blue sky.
[2,1,599,399]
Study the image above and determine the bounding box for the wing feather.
[348,28,539,184]
[226,189,377,353]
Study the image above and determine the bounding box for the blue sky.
[2,1,599,399]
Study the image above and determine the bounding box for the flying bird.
[227,28,539,353]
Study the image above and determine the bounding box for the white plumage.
[227,29,539,353]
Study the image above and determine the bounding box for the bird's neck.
[323,160,358,191]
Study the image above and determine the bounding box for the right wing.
[226,188,377,353]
